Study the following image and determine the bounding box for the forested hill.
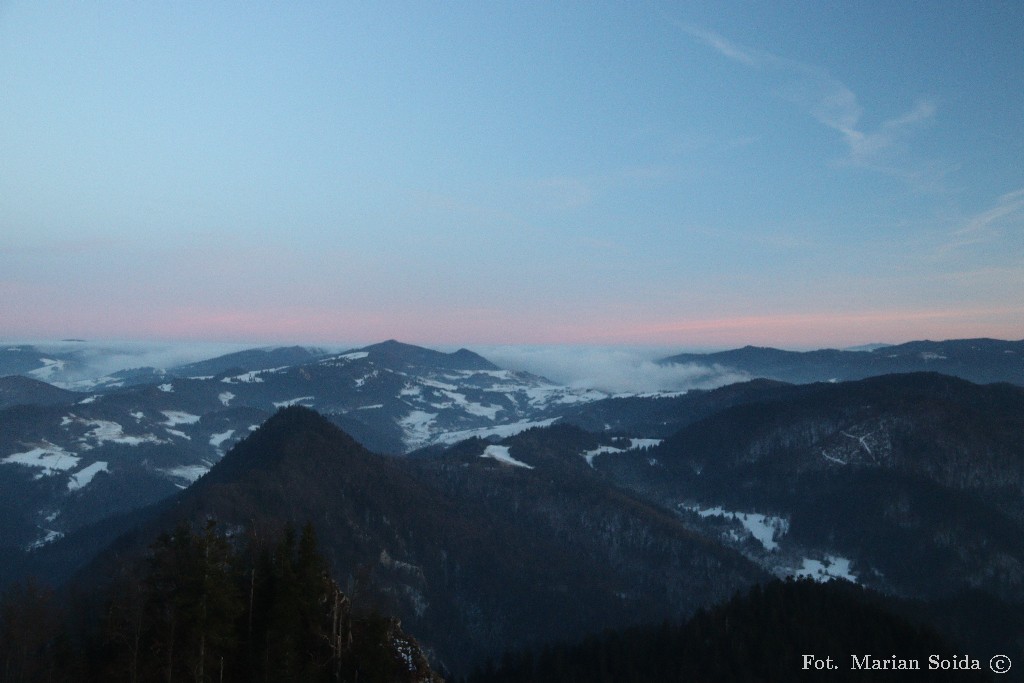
[12,406,766,677]
[0,520,443,682]
[464,579,995,683]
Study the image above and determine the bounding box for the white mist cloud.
[472,345,750,394]
[30,340,258,379]
[18,340,753,394]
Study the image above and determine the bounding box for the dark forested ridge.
[659,338,1024,385]
[0,520,441,682]
[10,407,764,677]
[4,365,1024,679]
[591,372,1024,664]
[463,579,994,683]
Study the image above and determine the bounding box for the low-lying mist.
[16,340,752,394]
[472,345,750,394]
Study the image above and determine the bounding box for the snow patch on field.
[161,411,201,426]
[158,383,174,392]
[2,443,80,476]
[582,445,624,467]
[79,420,164,446]
[230,371,264,383]
[524,384,606,408]
[27,529,64,551]
[434,417,559,445]
[273,396,314,408]
[219,391,235,406]
[481,445,534,469]
[162,465,209,484]
[209,430,235,450]
[68,461,109,491]
[793,556,857,583]
[420,377,459,392]
[681,504,789,552]
[582,438,663,467]
[431,389,502,420]
[28,358,66,380]
[629,438,662,449]
[221,370,266,383]
[399,410,437,448]
[352,370,379,387]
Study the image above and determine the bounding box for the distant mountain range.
[660,337,1024,385]
[2,337,1023,675]
[0,340,613,554]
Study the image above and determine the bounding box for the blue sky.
[1,1,1021,349]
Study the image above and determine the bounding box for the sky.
[1,1,1022,350]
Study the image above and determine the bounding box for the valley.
[1,338,1022,677]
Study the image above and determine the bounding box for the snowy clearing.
[209,430,235,449]
[161,465,209,483]
[399,410,438,448]
[793,556,857,583]
[480,445,534,469]
[582,438,663,467]
[3,444,80,476]
[582,445,624,467]
[80,420,164,446]
[682,504,789,552]
[68,461,109,491]
[273,396,315,408]
[161,411,201,426]
[433,417,559,445]
[27,529,64,551]
[28,358,66,380]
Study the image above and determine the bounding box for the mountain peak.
[357,340,498,371]
[203,406,368,484]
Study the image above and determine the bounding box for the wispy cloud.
[682,26,761,67]
[681,25,938,183]
[956,187,1024,243]
[939,187,1024,254]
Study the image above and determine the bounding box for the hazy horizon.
[2,3,1021,346]
[6,334,1020,395]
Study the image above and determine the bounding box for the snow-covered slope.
[0,340,629,552]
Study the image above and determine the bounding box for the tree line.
[1,520,439,683]
[461,579,994,683]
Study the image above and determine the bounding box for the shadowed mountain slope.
[465,579,994,683]
[593,372,1024,659]
[64,406,765,676]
